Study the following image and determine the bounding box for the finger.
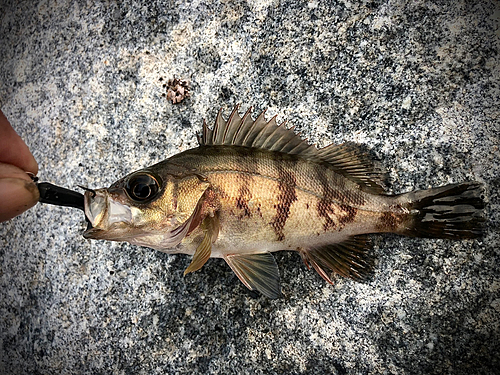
[0,110,39,175]
[0,162,40,222]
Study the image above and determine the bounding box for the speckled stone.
[1,1,499,374]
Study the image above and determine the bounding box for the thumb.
[0,162,40,222]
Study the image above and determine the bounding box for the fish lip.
[82,224,128,240]
[83,190,103,238]
[82,226,99,239]
[84,189,108,230]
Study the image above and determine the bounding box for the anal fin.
[224,252,282,299]
[184,214,219,275]
[301,235,373,283]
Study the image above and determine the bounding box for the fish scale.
[170,147,385,244]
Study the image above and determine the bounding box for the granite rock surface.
[1,0,499,374]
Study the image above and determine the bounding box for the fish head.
[83,167,209,250]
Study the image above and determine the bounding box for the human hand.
[0,110,39,222]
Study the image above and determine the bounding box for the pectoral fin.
[184,214,219,275]
[224,252,282,299]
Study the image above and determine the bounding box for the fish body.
[156,146,401,253]
[83,106,485,298]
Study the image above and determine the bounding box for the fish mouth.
[83,189,132,239]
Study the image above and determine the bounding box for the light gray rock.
[1,0,499,374]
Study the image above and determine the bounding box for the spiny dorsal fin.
[199,106,387,193]
[200,105,317,159]
[300,235,373,283]
[224,252,282,299]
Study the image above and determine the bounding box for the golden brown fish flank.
[83,105,485,298]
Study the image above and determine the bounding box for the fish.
[82,105,485,298]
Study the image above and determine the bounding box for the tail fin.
[399,182,485,239]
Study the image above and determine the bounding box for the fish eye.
[125,174,160,202]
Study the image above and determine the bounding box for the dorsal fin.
[200,105,317,159]
[317,142,388,193]
[199,105,387,193]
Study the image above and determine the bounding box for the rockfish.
[83,106,485,298]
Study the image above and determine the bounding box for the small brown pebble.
[166,78,190,104]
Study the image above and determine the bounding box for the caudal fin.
[399,182,485,239]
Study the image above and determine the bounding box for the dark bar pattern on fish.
[82,106,485,298]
